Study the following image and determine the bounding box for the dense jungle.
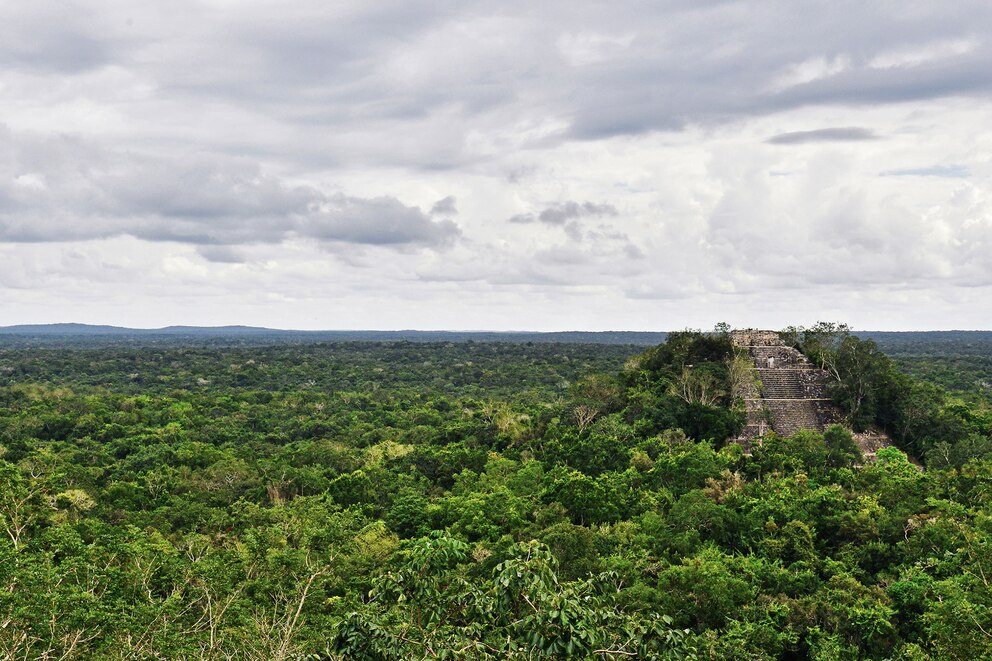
[1,327,991,659]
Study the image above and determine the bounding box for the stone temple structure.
[731,329,892,458]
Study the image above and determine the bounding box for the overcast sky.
[1,0,991,330]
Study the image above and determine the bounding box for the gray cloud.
[430,195,458,215]
[0,130,459,249]
[305,195,460,246]
[197,246,249,264]
[509,201,618,225]
[1,32,110,74]
[0,2,115,75]
[539,201,618,224]
[566,5,992,141]
[4,2,989,168]
[767,127,879,144]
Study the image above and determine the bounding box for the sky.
[1,0,991,331]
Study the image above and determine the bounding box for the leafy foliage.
[785,323,992,462]
[0,331,990,658]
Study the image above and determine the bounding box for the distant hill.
[0,324,671,346]
[859,330,992,357]
[0,323,277,336]
[2,324,989,351]
[0,323,139,335]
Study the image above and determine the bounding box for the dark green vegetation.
[0,341,638,398]
[1,331,991,659]
[861,331,992,407]
[785,324,992,464]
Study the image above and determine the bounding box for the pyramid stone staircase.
[731,329,891,457]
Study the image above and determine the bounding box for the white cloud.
[557,31,635,66]
[868,37,979,70]
[769,55,851,93]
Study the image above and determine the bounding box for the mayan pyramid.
[731,329,891,458]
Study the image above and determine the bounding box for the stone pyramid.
[731,329,891,458]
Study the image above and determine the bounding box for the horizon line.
[1,323,990,333]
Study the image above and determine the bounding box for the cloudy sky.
[2,0,991,330]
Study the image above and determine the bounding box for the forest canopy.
[1,330,991,659]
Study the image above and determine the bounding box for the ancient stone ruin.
[731,329,891,458]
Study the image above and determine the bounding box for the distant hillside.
[0,324,670,346]
[2,324,989,351]
[0,323,276,336]
[860,330,992,356]
[0,323,138,335]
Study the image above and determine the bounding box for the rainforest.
[1,327,991,659]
